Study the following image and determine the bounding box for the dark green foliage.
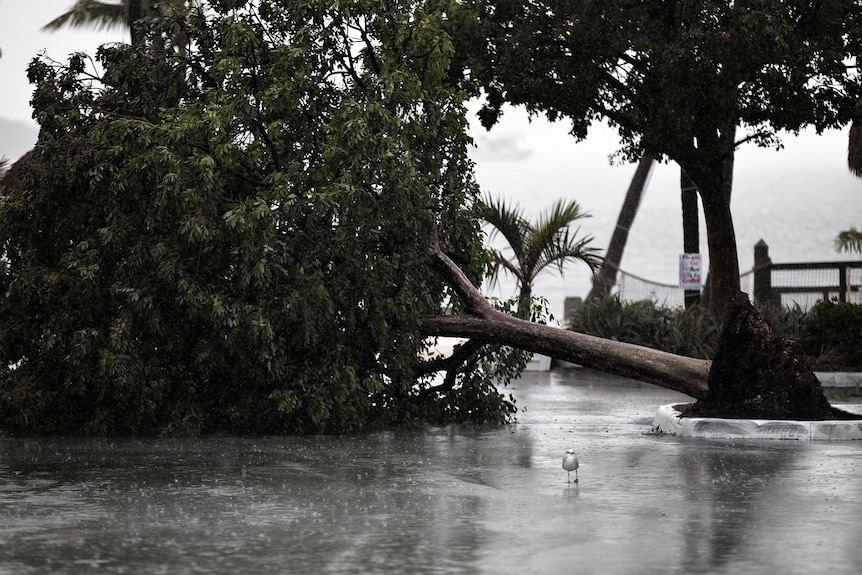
[570,296,862,370]
[0,1,518,436]
[800,300,862,370]
[569,296,721,360]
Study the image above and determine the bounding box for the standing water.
[2,368,862,574]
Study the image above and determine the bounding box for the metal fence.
[753,240,862,308]
[610,240,862,310]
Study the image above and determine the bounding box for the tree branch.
[428,223,496,317]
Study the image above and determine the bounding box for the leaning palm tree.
[586,153,654,303]
[478,196,601,318]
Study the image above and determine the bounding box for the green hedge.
[569,296,862,371]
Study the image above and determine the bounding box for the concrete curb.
[653,403,862,440]
[816,372,862,387]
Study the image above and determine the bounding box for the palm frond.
[527,198,598,281]
[529,199,588,255]
[485,247,525,288]
[835,228,862,255]
[477,195,531,266]
[42,0,128,33]
[532,229,602,283]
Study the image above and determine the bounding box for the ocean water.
[469,107,862,318]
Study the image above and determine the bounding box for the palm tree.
[478,196,601,318]
[586,153,654,303]
[0,158,9,193]
[42,1,196,47]
[42,0,129,34]
[835,228,862,255]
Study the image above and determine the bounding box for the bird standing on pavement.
[562,449,579,483]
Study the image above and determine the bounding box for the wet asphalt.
[1,367,861,574]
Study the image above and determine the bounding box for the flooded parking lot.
[2,367,861,574]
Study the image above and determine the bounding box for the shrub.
[570,295,862,370]
[568,295,720,360]
[799,300,862,370]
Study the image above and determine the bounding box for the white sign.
[679,253,702,290]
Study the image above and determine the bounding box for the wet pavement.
[2,367,862,574]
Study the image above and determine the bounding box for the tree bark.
[424,314,710,399]
[586,154,654,303]
[128,0,145,46]
[426,227,710,399]
[697,174,741,322]
[849,99,862,177]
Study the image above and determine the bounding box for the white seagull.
[562,449,579,483]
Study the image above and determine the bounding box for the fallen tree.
[424,227,711,400]
[426,227,855,421]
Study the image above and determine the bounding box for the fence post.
[839,263,850,303]
[753,239,774,306]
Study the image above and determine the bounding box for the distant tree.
[42,0,196,48]
[455,0,862,322]
[42,0,128,33]
[835,228,862,255]
[586,154,654,303]
[479,196,600,318]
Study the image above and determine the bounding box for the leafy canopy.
[454,0,862,319]
[464,0,862,164]
[0,1,520,435]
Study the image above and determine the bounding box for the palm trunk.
[516,282,532,319]
[850,123,862,176]
[586,154,654,302]
[128,0,144,46]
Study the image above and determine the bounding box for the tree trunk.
[849,100,862,177]
[128,0,144,46]
[426,226,710,399]
[586,154,654,302]
[697,181,741,322]
[424,313,710,398]
[516,282,532,319]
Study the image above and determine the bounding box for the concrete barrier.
[653,403,862,440]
